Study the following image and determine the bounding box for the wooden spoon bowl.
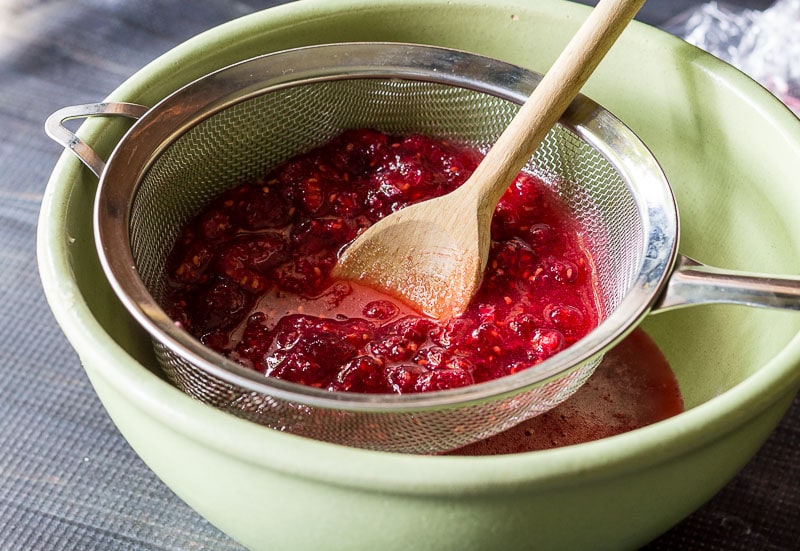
[334,0,646,318]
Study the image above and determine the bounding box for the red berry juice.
[448,328,684,454]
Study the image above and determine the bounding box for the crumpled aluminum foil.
[664,0,800,115]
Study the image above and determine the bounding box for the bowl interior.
[54,1,800,414]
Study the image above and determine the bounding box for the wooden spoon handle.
[466,0,646,207]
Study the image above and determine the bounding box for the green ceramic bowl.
[37,1,800,549]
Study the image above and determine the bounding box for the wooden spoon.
[333,0,645,319]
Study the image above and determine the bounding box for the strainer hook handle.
[45,102,148,178]
[653,254,800,312]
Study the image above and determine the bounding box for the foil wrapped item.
[665,0,800,115]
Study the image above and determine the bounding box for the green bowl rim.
[37,0,800,496]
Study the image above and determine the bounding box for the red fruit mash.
[164,129,600,394]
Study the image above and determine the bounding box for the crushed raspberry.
[163,129,600,393]
[362,300,400,321]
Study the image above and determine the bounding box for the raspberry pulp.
[164,129,600,394]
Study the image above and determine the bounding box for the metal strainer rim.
[93,42,679,412]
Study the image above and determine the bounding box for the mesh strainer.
[46,43,800,454]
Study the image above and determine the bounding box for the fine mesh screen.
[128,78,643,453]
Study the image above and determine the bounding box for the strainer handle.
[653,254,800,312]
[45,102,148,178]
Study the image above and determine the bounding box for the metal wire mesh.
[122,72,645,453]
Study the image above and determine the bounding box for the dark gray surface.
[1,0,797,549]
